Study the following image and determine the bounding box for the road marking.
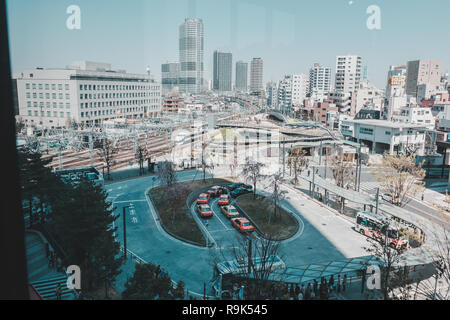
[113,199,147,204]
[209,228,232,233]
[212,200,229,229]
[131,217,138,223]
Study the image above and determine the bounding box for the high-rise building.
[309,63,331,96]
[179,18,204,94]
[213,51,232,92]
[335,55,362,93]
[235,61,248,92]
[266,81,278,108]
[385,65,406,99]
[250,58,264,96]
[291,74,308,106]
[161,62,180,95]
[15,61,161,128]
[405,60,442,99]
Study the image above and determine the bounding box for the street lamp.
[122,205,131,259]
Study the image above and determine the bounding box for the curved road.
[107,169,369,297]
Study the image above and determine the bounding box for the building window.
[65,84,69,90]
[52,84,56,90]
[26,83,30,89]
[360,127,373,135]
[58,84,63,90]
[385,131,391,135]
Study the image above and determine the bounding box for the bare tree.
[287,147,307,185]
[136,144,149,176]
[241,158,265,199]
[330,154,355,189]
[371,154,425,207]
[262,173,289,224]
[157,160,177,188]
[95,138,118,180]
[364,219,408,300]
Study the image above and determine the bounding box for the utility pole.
[122,205,130,259]
[375,187,379,215]
[358,152,362,192]
[312,165,316,199]
[319,140,322,166]
[282,137,286,178]
[89,133,93,167]
[247,237,252,274]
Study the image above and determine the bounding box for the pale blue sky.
[6,0,450,88]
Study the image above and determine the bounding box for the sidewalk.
[26,231,76,300]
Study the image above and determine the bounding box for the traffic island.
[236,193,298,240]
[149,178,231,246]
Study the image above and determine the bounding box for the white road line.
[212,199,229,229]
[113,200,147,204]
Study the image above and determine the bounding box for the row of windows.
[80,100,159,109]
[79,84,159,91]
[27,101,70,109]
[79,92,158,99]
[360,127,374,135]
[26,92,70,99]
[28,110,70,117]
[26,83,69,90]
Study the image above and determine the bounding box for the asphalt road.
[106,169,370,297]
[309,165,450,229]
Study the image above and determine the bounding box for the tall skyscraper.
[335,55,362,93]
[250,58,264,96]
[235,61,248,92]
[161,62,180,95]
[405,60,442,98]
[213,51,232,92]
[309,63,331,96]
[179,18,204,94]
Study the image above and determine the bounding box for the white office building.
[309,63,331,96]
[335,55,362,93]
[15,61,161,128]
[291,74,308,106]
[391,106,435,130]
[341,119,427,155]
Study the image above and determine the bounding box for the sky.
[6,0,450,88]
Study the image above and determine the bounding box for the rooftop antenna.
[146,66,151,76]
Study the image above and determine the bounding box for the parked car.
[218,194,231,206]
[197,204,213,218]
[231,217,255,233]
[228,183,252,191]
[207,185,226,198]
[196,193,211,205]
[220,205,239,218]
[231,187,252,198]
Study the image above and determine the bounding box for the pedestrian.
[45,243,50,259]
[421,193,424,201]
[289,284,295,299]
[155,265,161,278]
[55,284,62,300]
[305,283,312,300]
[361,269,366,294]
[48,251,54,268]
[56,257,62,272]
[294,284,300,299]
[337,275,341,293]
[307,170,310,177]
[300,283,305,296]
[297,290,304,301]
[313,279,318,298]
[329,275,334,292]
[343,274,347,292]
[52,254,57,270]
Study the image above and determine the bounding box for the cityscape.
[2,0,450,306]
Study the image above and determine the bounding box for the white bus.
[356,211,408,250]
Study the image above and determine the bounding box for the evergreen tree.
[51,177,122,291]
[122,263,173,300]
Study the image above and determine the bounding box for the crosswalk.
[30,274,76,300]
[358,181,380,193]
